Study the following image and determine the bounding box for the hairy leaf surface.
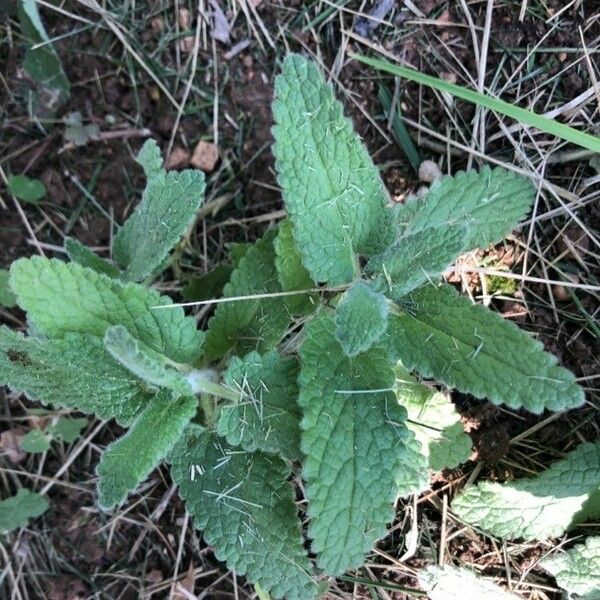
[217,350,302,461]
[10,257,203,364]
[97,393,197,510]
[299,313,427,574]
[452,442,600,540]
[273,54,392,284]
[113,140,206,282]
[0,489,49,533]
[64,237,120,277]
[0,327,148,425]
[171,424,318,600]
[388,283,583,413]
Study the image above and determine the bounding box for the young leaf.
[97,393,197,510]
[452,442,600,540]
[368,224,467,300]
[9,257,203,364]
[7,174,46,203]
[49,417,88,443]
[64,237,120,278]
[273,220,317,315]
[21,429,51,453]
[113,139,206,282]
[104,325,192,396]
[387,283,584,413]
[541,536,600,599]
[0,269,16,308]
[0,489,49,533]
[272,53,392,285]
[0,327,148,425]
[419,565,519,599]
[334,281,389,356]
[217,350,302,461]
[394,166,535,250]
[204,230,291,360]
[299,313,427,575]
[170,424,318,600]
[395,365,471,471]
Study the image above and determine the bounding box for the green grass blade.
[353,53,600,153]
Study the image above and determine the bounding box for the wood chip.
[190,141,219,172]
[166,147,191,170]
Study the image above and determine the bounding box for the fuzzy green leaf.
[452,442,600,540]
[113,139,206,282]
[274,220,317,315]
[0,489,49,533]
[9,257,203,364]
[335,281,389,356]
[217,350,302,461]
[97,393,197,510]
[170,424,318,600]
[273,54,392,285]
[104,325,192,395]
[541,536,600,599]
[204,230,291,360]
[0,269,16,308]
[64,237,120,277]
[299,313,427,574]
[394,166,535,250]
[388,283,584,413]
[419,565,519,599]
[395,365,471,471]
[0,326,148,425]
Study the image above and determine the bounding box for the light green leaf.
[64,237,120,277]
[0,326,148,425]
[97,393,197,510]
[104,325,192,396]
[419,565,519,599]
[9,257,203,364]
[49,417,88,443]
[395,365,471,471]
[64,112,100,146]
[204,230,291,360]
[334,281,389,356]
[273,220,317,315]
[272,54,392,285]
[7,174,46,203]
[0,269,16,308]
[387,283,584,413]
[394,166,535,250]
[113,139,206,282]
[217,350,302,461]
[299,313,427,575]
[541,536,600,600]
[170,424,318,600]
[368,225,467,300]
[21,429,51,453]
[452,442,600,540]
[0,489,49,533]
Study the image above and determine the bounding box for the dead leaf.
[166,147,191,170]
[209,0,230,44]
[191,141,219,172]
[173,562,195,600]
[0,428,26,464]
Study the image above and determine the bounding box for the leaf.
[21,429,51,453]
[63,112,100,146]
[419,565,519,600]
[387,283,584,413]
[64,237,120,277]
[0,269,16,308]
[170,424,318,600]
[9,257,203,364]
[299,313,427,574]
[272,53,393,285]
[97,393,197,510]
[0,489,49,533]
[452,442,600,541]
[7,174,46,203]
[113,139,206,282]
[49,417,88,443]
[204,230,291,360]
[273,220,317,315]
[368,224,467,300]
[104,325,192,396]
[182,264,234,301]
[395,365,471,471]
[0,326,149,425]
[334,281,389,356]
[541,536,600,600]
[393,166,535,250]
[217,350,302,461]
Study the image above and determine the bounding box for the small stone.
[150,17,163,33]
[190,141,219,172]
[166,147,191,170]
[418,159,443,183]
